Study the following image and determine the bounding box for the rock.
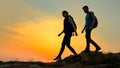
[104,52,120,63]
[0,52,120,68]
[80,51,104,64]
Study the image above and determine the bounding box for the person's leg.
[57,41,66,57]
[54,35,66,60]
[66,35,77,56]
[84,29,91,52]
[90,39,101,51]
[90,30,101,51]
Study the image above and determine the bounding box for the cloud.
[0,0,46,26]
[0,0,63,61]
[0,0,52,44]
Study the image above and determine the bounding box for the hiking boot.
[53,56,61,61]
[95,47,101,52]
[82,50,90,53]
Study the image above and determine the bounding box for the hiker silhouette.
[81,6,101,52]
[54,10,78,61]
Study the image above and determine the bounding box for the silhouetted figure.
[81,6,101,52]
[54,10,78,61]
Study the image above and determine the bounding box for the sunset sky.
[0,0,120,62]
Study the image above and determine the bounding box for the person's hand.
[89,26,93,30]
[72,33,74,36]
[58,33,61,37]
[58,31,64,37]
[81,30,84,33]
[75,32,78,36]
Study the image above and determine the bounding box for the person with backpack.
[81,6,101,52]
[53,10,78,61]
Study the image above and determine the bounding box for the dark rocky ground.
[0,51,120,68]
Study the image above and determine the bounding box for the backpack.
[89,12,98,28]
[68,16,77,32]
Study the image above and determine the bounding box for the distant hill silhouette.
[0,51,120,68]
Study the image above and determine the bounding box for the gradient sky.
[0,0,120,62]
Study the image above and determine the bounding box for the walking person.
[81,6,101,52]
[54,10,78,61]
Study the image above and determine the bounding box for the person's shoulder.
[68,15,72,18]
[89,11,94,14]
[68,15,73,19]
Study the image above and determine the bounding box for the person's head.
[82,6,89,13]
[62,10,69,17]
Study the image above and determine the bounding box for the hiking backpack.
[89,12,98,28]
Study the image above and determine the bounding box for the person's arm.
[58,30,64,36]
[81,25,85,33]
